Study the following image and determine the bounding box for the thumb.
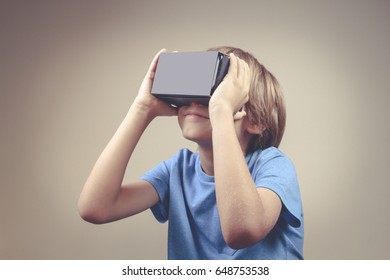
[233,110,246,121]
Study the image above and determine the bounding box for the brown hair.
[208,46,286,152]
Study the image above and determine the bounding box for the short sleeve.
[141,160,171,223]
[252,149,303,228]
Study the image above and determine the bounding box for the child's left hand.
[209,53,251,117]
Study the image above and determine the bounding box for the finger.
[242,60,251,93]
[139,49,167,94]
[155,99,179,117]
[165,105,179,117]
[147,48,167,79]
[236,58,250,95]
[237,57,247,80]
[228,53,238,78]
[233,110,247,120]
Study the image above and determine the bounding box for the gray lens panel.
[152,51,219,97]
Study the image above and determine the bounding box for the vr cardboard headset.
[151,51,230,107]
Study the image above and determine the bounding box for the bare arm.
[78,49,177,224]
[209,54,282,249]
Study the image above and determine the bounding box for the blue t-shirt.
[141,147,304,259]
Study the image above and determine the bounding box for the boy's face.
[178,103,212,145]
[177,102,252,152]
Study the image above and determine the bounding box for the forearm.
[211,108,265,248]
[78,103,154,219]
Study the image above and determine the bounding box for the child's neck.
[197,144,215,176]
[197,140,249,177]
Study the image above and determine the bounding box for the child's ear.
[246,123,266,136]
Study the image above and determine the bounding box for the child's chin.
[182,133,211,144]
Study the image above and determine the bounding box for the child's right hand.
[133,49,178,118]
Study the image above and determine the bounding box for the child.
[78,46,304,259]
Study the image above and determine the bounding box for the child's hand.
[133,49,178,118]
[209,54,251,118]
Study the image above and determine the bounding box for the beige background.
[1,0,389,259]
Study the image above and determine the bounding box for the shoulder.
[249,147,302,228]
[247,147,296,174]
[161,148,199,171]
